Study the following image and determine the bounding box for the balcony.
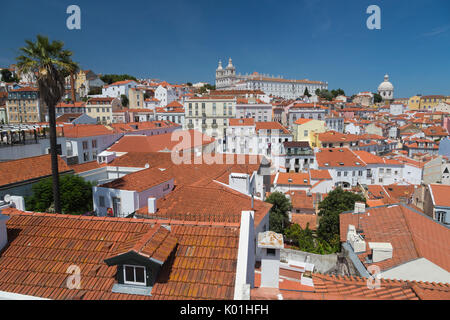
[202,124,207,129]
[187,123,194,129]
[212,123,218,129]
[286,150,313,156]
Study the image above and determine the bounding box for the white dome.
[378,74,394,91]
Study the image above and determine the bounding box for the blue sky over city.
[1,0,449,97]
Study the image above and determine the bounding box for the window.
[82,141,88,150]
[267,248,276,256]
[99,196,105,207]
[83,152,90,162]
[436,211,446,223]
[123,265,146,285]
[92,140,97,148]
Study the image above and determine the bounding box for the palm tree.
[16,35,78,213]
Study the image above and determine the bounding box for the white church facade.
[215,58,328,100]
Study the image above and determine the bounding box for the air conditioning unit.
[347,224,366,253]
[369,242,393,262]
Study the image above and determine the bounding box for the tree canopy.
[373,92,382,103]
[265,191,291,233]
[16,35,79,214]
[120,94,129,107]
[1,69,19,83]
[303,87,311,97]
[100,74,137,85]
[316,187,366,250]
[316,89,334,101]
[26,175,94,215]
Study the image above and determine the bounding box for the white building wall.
[380,258,450,283]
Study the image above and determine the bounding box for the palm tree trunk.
[48,102,61,213]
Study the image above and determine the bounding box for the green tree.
[16,35,78,213]
[186,82,192,86]
[88,87,102,95]
[373,92,382,103]
[297,224,315,252]
[1,69,19,83]
[303,87,311,97]
[100,74,137,85]
[284,223,302,246]
[317,187,365,250]
[26,175,93,214]
[266,192,291,233]
[121,94,129,107]
[316,89,333,101]
[331,88,345,98]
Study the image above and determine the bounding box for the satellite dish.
[4,194,11,203]
[144,163,150,168]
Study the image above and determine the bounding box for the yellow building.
[6,87,46,124]
[408,95,421,111]
[128,88,145,109]
[419,95,445,111]
[184,96,236,138]
[86,97,121,124]
[293,118,326,145]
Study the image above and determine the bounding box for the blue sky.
[1,0,449,97]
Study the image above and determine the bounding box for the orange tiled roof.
[316,148,364,168]
[290,213,318,230]
[229,118,255,126]
[309,169,332,180]
[340,204,450,272]
[108,129,214,153]
[0,209,239,300]
[136,184,272,227]
[107,224,177,263]
[99,167,172,192]
[294,118,313,125]
[59,124,116,138]
[276,172,310,186]
[251,272,450,300]
[69,161,104,173]
[317,131,360,143]
[255,121,290,134]
[9,87,38,92]
[165,100,183,108]
[0,154,72,187]
[429,184,450,207]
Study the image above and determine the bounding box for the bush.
[26,175,94,214]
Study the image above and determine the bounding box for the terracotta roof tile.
[0,154,72,187]
[0,209,239,300]
[340,204,450,272]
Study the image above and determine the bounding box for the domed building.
[378,74,394,102]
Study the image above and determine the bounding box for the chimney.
[354,202,366,214]
[0,213,10,252]
[257,231,284,289]
[148,198,157,214]
[346,224,366,253]
[229,172,250,195]
[234,211,255,300]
